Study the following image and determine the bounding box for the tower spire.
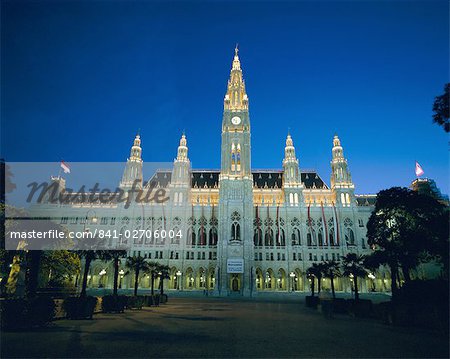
[330,134,354,206]
[120,133,143,189]
[177,133,188,161]
[224,46,248,111]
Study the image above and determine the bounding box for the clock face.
[231,116,241,125]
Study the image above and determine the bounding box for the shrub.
[1,297,56,330]
[321,300,334,318]
[126,296,145,309]
[63,296,97,319]
[305,296,320,308]
[143,295,153,307]
[396,279,449,306]
[392,280,449,330]
[1,298,27,330]
[160,294,168,304]
[332,298,348,314]
[373,301,394,324]
[27,297,56,326]
[347,299,373,318]
[101,295,127,313]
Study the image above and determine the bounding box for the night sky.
[2,1,449,195]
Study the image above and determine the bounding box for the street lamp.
[119,269,124,289]
[99,269,106,288]
[84,209,98,232]
[176,270,182,290]
[289,272,295,292]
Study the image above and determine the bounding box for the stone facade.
[35,47,393,296]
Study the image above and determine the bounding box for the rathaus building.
[39,48,387,296]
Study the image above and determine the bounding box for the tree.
[77,250,109,297]
[322,260,341,299]
[125,255,149,296]
[41,250,81,288]
[342,253,367,301]
[432,83,449,132]
[157,265,170,297]
[306,263,324,296]
[146,261,160,296]
[367,187,447,297]
[102,250,127,296]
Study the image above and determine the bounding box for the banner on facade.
[227,258,244,273]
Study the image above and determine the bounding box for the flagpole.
[57,161,62,179]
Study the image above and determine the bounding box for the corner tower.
[330,134,354,207]
[282,133,303,206]
[120,133,143,190]
[218,46,254,296]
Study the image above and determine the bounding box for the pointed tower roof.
[129,133,142,162]
[177,133,189,161]
[284,132,297,163]
[224,45,248,111]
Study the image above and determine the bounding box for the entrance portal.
[231,274,240,292]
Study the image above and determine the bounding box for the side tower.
[330,135,354,207]
[217,46,254,296]
[282,133,303,206]
[170,133,191,207]
[120,133,143,190]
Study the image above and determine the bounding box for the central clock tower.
[217,46,254,296]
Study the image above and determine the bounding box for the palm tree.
[342,253,367,301]
[157,265,170,297]
[306,263,324,296]
[146,261,160,296]
[322,260,341,299]
[78,250,108,297]
[125,255,149,296]
[103,250,127,296]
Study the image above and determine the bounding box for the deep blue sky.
[2,1,449,195]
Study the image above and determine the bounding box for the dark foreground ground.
[1,297,448,358]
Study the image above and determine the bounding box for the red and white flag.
[415,161,424,177]
[60,161,71,174]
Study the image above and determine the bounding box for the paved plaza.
[1,297,448,358]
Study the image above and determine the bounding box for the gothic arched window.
[231,223,240,241]
[265,228,274,246]
[329,228,335,246]
[231,143,236,172]
[348,228,355,245]
[307,229,316,246]
[209,227,218,246]
[291,228,301,245]
[318,229,323,246]
[230,212,241,241]
[187,228,196,246]
[276,229,285,246]
[254,228,262,246]
[198,228,206,246]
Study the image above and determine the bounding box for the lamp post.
[176,270,181,290]
[99,269,106,288]
[84,209,98,232]
[119,269,125,289]
[289,272,295,292]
